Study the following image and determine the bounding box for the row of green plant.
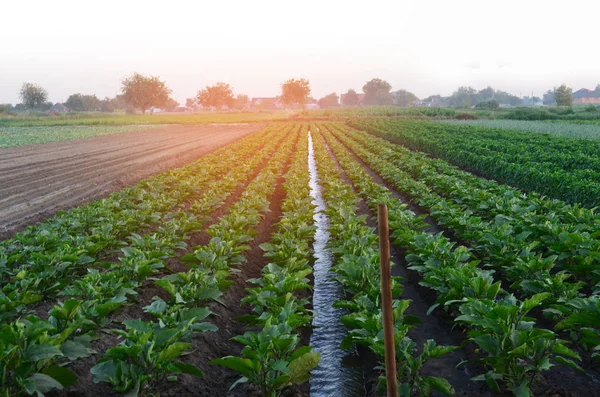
[213,126,322,396]
[0,125,159,148]
[350,119,600,207]
[0,125,286,323]
[318,124,582,396]
[0,126,292,396]
[88,126,301,396]
[311,128,457,396]
[0,111,290,127]
[327,123,600,359]
[337,122,600,285]
[442,119,600,141]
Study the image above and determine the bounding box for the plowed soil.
[0,123,261,239]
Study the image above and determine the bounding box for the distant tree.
[281,78,311,109]
[0,104,13,113]
[65,94,101,112]
[543,89,556,106]
[317,93,339,109]
[99,97,115,112]
[197,82,235,109]
[65,94,85,111]
[234,94,250,110]
[19,83,48,110]
[39,102,53,112]
[507,95,523,106]
[363,78,393,106]
[448,86,477,107]
[554,85,573,106]
[163,98,179,111]
[185,98,196,108]
[422,95,444,106]
[391,89,418,107]
[342,89,360,106]
[121,73,171,114]
[478,86,495,101]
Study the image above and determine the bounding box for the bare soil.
[0,124,262,240]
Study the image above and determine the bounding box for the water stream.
[308,131,365,397]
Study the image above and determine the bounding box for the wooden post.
[378,203,397,397]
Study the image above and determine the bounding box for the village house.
[573,88,600,105]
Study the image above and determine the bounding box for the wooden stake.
[378,203,397,397]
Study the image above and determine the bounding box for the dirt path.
[0,124,262,239]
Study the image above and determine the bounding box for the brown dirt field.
[0,123,262,240]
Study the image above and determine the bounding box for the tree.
[281,78,311,109]
[121,73,171,114]
[391,89,418,107]
[342,89,360,106]
[362,78,393,106]
[19,83,48,110]
[65,94,101,112]
[478,86,495,101]
[554,85,573,106]
[163,98,179,111]
[422,95,444,106]
[197,82,235,109]
[185,98,196,108]
[448,86,477,107]
[317,93,339,109]
[234,94,250,110]
[543,89,556,106]
[0,104,13,113]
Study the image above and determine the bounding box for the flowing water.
[308,131,365,397]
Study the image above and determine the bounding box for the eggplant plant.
[375,338,457,397]
[212,321,320,397]
[90,320,203,396]
[0,316,93,397]
[456,293,581,396]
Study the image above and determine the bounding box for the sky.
[1,0,599,104]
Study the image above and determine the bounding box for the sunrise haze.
[2,0,599,104]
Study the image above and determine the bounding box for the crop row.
[333,123,600,285]
[310,127,458,396]
[318,123,582,396]
[90,124,301,395]
[326,123,600,358]
[350,119,600,207]
[0,124,285,322]
[0,125,294,396]
[213,126,322,396]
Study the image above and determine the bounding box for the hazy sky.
[2,0,599,104]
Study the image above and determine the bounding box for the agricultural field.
[0,125,160,148]
[0,124,260,239]
[442,119,600,140]
[352,118,600,207]
[1,119,600,397]
[0,111,291,127]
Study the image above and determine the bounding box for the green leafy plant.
[211,321,320,397]
[0,316,93,397]
[90,320,203,396]
[456,294,581,396]
[376,338,457,396]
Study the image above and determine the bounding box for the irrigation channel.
[308,131,366,397]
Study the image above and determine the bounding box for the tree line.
[2,75,598,114]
